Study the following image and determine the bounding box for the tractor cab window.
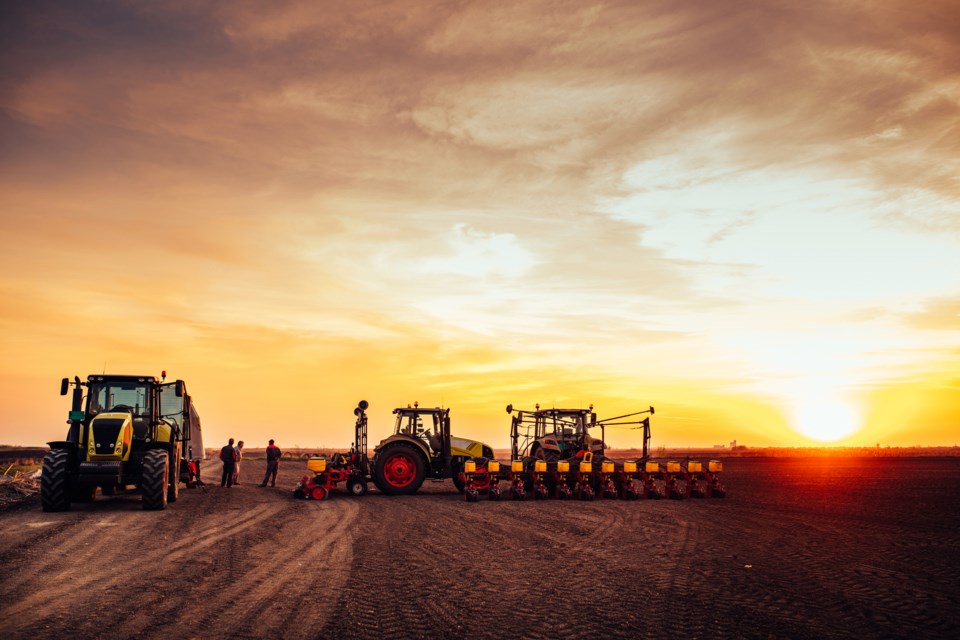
[395,411,442,451]
[87,382,150,418]
[160,384,185,428]
[545,413,582,435]
[396,412,434,436]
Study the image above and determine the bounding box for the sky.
[1,0,959,451]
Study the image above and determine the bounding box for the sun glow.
[789,395,862,442]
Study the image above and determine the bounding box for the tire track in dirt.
[0,514,91,597]
[79,480,358,640]
[0,502,286,623]
[322,488,673,640]
[191,499,358,640]
[2,458,959,640]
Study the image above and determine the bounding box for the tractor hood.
[87,412,133,461]
[450,436,492,459]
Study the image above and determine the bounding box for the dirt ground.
[1,457,958,640]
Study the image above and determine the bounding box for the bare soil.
[0,457,958,639]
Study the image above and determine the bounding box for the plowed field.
[1,457,958,639]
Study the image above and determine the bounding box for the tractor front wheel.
[41,450,71,512]
[141,450,169,511]
[373,444,426,496]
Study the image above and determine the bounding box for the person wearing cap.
[260,439,281,487]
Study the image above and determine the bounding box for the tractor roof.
[526,408,593,416]
[392,406,446,416]
[86,374,159,384]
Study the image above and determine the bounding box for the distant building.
[730,439,737,449]
[713,444,726,449]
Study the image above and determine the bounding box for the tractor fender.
[46,441,79,451]
[374,434,431,463]
[155,421,173,444]
[45,442,80,470]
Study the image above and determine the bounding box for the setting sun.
[789,396,862,443]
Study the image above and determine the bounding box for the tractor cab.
[86,378,152,446]
[508,403,655,463]
[393,403,447,453]
[80,376,189,460]
[509,404,603,462]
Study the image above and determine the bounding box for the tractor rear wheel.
[373,444,425,496]
[141,450,169,510]
[167,448,180,503]
[41,449,71,512]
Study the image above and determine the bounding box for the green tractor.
[371,403,495,496]
[42,372,199,511]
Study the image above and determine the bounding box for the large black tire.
[41,449,71,512]
[167,447,180,503]
[142,450,169,511]
[452,459,465,493]
[372,443,426,496]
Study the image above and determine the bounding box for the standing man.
[232,440,245,485]
[220,438,238,488]
[260,439,281,487]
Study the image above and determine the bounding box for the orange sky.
[1,1,958,450]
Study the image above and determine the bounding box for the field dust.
[0,457,958,639]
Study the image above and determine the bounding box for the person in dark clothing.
[260,439,281,487]
[220,438,238,488]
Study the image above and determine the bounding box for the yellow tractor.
[370,403,495,496]
[42,373,199,511]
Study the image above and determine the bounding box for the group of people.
[218,438,282,488]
